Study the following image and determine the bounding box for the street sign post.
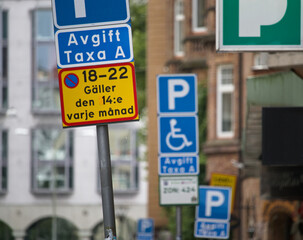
[96,125,116,240]
[157,74,199,174]
[217,0,303,51]
[52,0,130,29]
[55,24,134,68]
[51,1,137,239]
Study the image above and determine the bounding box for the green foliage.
[0,220,13,240]
[164,84,208,239]
[26,218,79,240]
[198,84,207,154]
[130,0,147,114]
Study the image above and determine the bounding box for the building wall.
[146,0,252,238]
[147,1,303,240]
[146,0,171,228]
[0,0,148,239]
[146,0,243,227]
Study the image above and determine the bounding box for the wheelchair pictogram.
[158,115,197,154]
[166,119,193,151]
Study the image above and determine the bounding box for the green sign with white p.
[217,0,303,51]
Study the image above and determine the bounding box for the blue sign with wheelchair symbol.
[158,116,198,155]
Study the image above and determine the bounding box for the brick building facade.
[147,0,303,239]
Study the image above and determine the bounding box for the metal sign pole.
[176,206,182,240]
[96,124,117,240]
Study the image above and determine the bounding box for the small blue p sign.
[196,186,231,221]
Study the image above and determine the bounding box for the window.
[32,128,73,193]
[109,127,138,192]
[253,53,268,70]
[192,0,207,32]
[26,217,79,240]
[217,65,234,138]
[32,10,60,113]
[0,11,8,110]
[174,0,185,56]
[0,130,8,193]
[98,127,138,192]
[0,220,13,240]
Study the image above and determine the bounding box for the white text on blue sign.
[55,24,133,68]
[194,220,230,239]
[159,156,199,175]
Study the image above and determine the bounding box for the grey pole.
[96,124,117,240]
[176,206,182,240]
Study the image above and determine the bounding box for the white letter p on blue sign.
[157,74,197,114]
[168,79,189,110]
[206,190,225,216]
[196,186,231,221]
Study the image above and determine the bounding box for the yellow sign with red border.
[210,173,237,212]
[58,62,139,127]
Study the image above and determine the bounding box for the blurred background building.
[3,0,303,239]
[0,1,148,239]
[147,0,303,240]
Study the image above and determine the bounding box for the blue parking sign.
[196,186,231,221]
[158,116,198,155]
[137,218,154,240]
[157,74,197,114]
[52,0,130,29]
[157,74,198,177]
